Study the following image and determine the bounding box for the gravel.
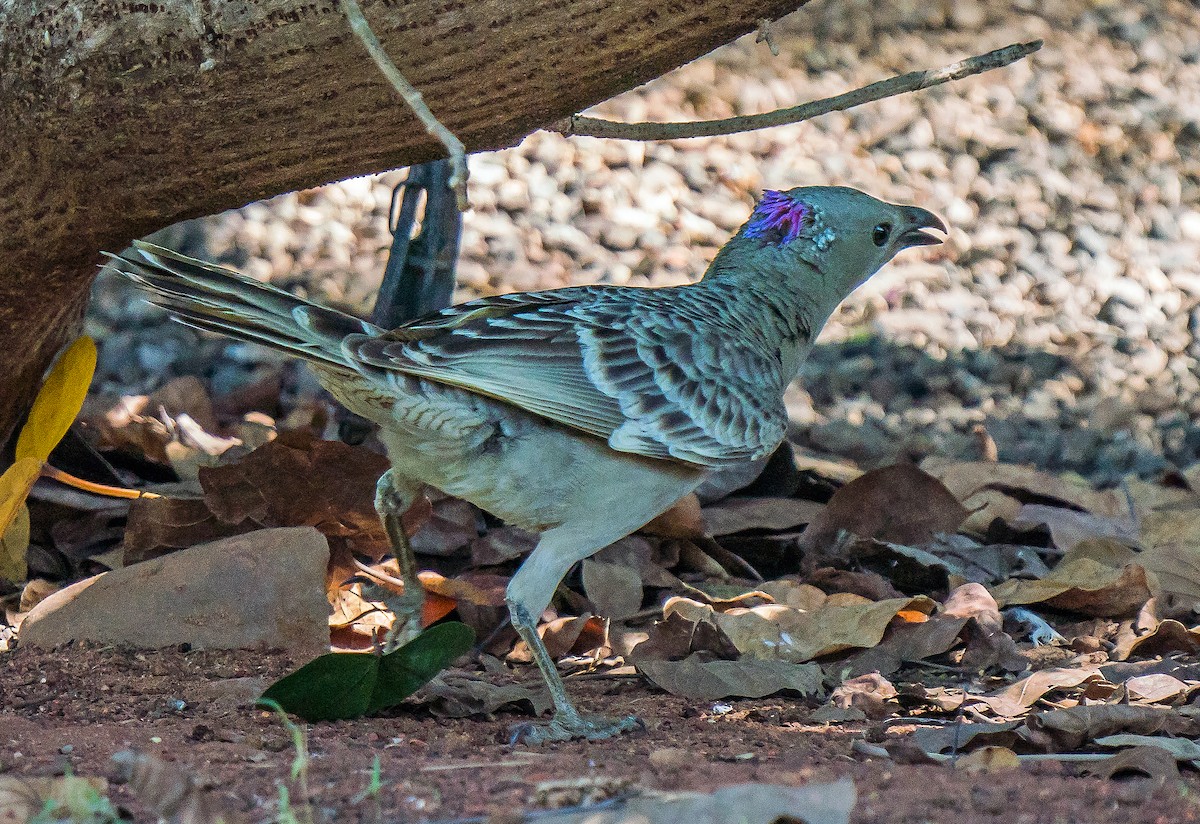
[89,0,1200,486]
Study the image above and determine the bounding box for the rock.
[20,527,330,655]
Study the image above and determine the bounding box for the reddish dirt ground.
[2,644,1198,823]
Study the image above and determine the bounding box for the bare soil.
[2,644,1197,823]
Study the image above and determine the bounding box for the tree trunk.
[0,0,805,449]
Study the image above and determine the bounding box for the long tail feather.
[106,241,383,370]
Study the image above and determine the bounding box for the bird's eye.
[872,223,892,246]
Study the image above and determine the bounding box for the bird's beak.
[897,206,947,247]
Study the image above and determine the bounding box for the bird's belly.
[351,374,704,532]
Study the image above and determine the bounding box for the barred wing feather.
[346,290,788,468]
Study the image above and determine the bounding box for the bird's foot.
[508,712,643,745]
[379,587,427,651]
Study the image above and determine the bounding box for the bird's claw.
[507,713,643,745]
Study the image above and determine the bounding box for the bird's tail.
[107,241,383,371]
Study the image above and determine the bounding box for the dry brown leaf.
[18,578,60,614]
[6,578,62,630]
[1138,508,1200,610]
[581,558,644,620]
[637,655,823,701]
[87,376,241,476]
[1096,733,1200,763]
[469,526,537,566]
[628,611,741,664]
[948,583,1026,671]
[1080,746,1180,782]
[990,549,1152,619]
[113,749,242,824]
[757,579,828,610]
[663,593,936,663]
[408,495,483,557]
[200,430,392,555]
[1011,503,1139,552]
[420,570,508,608]
[1028,705,1174,751]
[921,458,1127,517]
[509,614,608,663]
[123,496,255,565]
[1120,673,1194,705]
[683,587,775,611]
[806,568,902,601]
[0,774,110,824]
[829,672,898,719]
[793,450,862,484]
[534,780,855,824]
[957,489,1024,534]
[1117,619,1200,660]
[675,539,730,579]
[1068,537,1140,567]
[844,613,971,678]
[1126,478,1200,519]
[834,538,961,593]
[847,583,1023,677]
[417,672,552,718]
[328,584,390,651]
[800,463,967,552]
[701,496,825,536]
[592,536,683,589]
[969,667,1106,718]
[912,720,1024,756]
[49,508,129,567]
[642,493,705,538]
[124,431,434,566]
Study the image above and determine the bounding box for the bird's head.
[710,186,945,316]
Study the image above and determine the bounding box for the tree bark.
[0,0,805,449]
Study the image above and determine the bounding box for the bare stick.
[552,40,1041,141]
[339,0,470,210]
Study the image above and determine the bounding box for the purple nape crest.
[744,190,813,245]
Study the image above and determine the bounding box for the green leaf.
[259,622,475,722]
[259,651,379,721]
[368,622,475,713]
[16,336,97,462]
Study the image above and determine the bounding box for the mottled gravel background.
[89,0,1200,486]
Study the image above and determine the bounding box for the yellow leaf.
[956,746,1020,773]
[0,457,41,536]
[0,502,30,583]
[15,335,97,462]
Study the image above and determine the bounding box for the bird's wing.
[343,288,789,468]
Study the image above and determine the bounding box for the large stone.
[20,527,330,655]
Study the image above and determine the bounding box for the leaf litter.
[12,370,1200,818]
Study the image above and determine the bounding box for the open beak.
[898,206,947,247]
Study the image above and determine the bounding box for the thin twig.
[352,557,407,591]
[552,40,1042,141]
[755,18,780,57]
[339,0,470,210]
[923,751,1124,764]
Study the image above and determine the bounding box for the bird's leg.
[506,600,641,745]
[375,469,426,651]
[504,529,641,744]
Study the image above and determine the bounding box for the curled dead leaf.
[799,463,967,553]
[112,749,241,824]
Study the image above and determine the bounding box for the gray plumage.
[108,185,944,742]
